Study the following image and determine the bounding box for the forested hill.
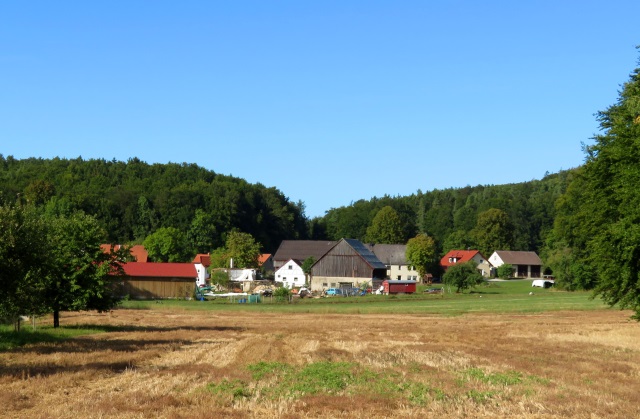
[0,155,574,258]
[0,156,309,252]
[312,170,575,257]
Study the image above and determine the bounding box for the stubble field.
[2,306,640,418]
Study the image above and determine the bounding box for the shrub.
[497,264,513,279]
[273,287,291,303]
[443,261,484,293]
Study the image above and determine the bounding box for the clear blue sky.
[1,1,638,218]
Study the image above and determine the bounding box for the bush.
[497,264,513,279]
[443,261,484,293]
[273,287,291,303]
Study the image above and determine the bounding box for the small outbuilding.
[489,251,543,278]
[382,279,417,295]
[117,262,198,299]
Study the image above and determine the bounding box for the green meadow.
[120,280,607,316]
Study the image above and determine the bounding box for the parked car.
[532,279,554,288]
[346,287,367,296]
[325,288,343,296]
[259,289,273,297]
[423,287,443,294]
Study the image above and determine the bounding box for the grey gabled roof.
[368,244,407,265]
[494,251,542,265]
[273,240,337,263]
[343,239,387,269]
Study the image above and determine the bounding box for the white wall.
[275,260,306,289]
[386,264,421,281]
[194,263,209,286]
[489,252,504,268]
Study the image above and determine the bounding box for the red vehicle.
[382,280,417,294]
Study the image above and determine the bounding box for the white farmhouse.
[275,259,306,289]
[489,251,543,278]
[192,253,211,287]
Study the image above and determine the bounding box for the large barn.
[309,238,387,292]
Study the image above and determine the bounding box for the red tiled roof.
[258,254,272,266]
[101,244,149,262]
[440,250,484,268]
[130,245,149,262]
[192,253,211,267]
[121,262,197,279]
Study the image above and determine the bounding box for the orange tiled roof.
[258,254,272,266]
[101,244,149,262]
[440,250,483,268]
[192,253,211,267]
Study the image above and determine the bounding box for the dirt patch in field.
[2,309,640,418]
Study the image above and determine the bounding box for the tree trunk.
[53,310,60,328]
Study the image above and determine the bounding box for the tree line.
[0,155,570,263]
[0,156,309,254]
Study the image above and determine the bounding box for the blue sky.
[1,1,638,218]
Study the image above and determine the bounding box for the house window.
[397,275,401,280]
[322,283,328,287]
[449,257,453,263]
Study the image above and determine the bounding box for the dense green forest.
[0,156,309,253]
[0,154,571,261]
[316,171,573,257]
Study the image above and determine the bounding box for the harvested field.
[2,308,640,418]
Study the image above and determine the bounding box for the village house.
[274,259,306,289]
[368,243,422,281]
[440,249,492,277]
[258,253,274,274]
[192,253,211,287]
[100,244,148,262]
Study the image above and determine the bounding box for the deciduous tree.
[572,50,640,319]
[225,231,261,268]
[405,233,436,278]
[443,261,484,293]
[471,208,513,257]
[0,205,49,327]
[365,206,405,244]
[143,227,191,262]
[45,212,127,327]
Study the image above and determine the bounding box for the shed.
[383,280,417,294]
[489,251,543,278]
[118,262,198,299]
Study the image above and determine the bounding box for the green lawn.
[121,280,608,315]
